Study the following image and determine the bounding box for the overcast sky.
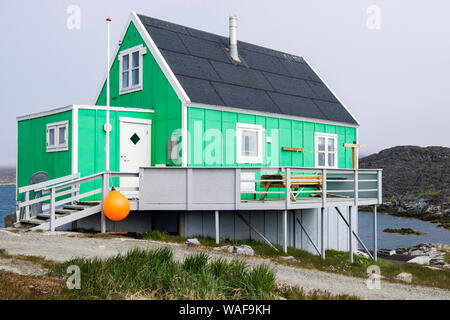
[0,0,449,166]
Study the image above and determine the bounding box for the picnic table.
[259,174,323,201]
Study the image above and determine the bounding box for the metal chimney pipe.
[229,16,240,62]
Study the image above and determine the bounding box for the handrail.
[18,171,140,228]
[18,173,80,194]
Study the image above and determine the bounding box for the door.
[119,117,151,197]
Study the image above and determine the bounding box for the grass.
[0,247,358,300]
[0,271,73,300]
[48,248,355,300]
[141,231,450,290]
[383,228,426,235]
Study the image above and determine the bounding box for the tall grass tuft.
[52,248,277,300]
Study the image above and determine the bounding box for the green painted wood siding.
[77,109,153,198]
[187,107,356,168]
[96,21,181,166]
[17,111,72,195]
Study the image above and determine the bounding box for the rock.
[233,245,254,256]
[355,250,370,258]
[395,272,413,283]
[379,248,396,256]
[213,245,254,256]
[410,250,425,256]
[429,258,445,266]
[3,213,16,228]
[425,266,441,271]
[185,238,201,246]
[407,256,430,265]
[280,256,296,262]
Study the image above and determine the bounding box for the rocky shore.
[387,242,449,268]
[360,146,450,229]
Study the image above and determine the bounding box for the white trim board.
[119,117,152,125]
[17,105,154,122]
[72,106,79,175]
[187,102,359,128]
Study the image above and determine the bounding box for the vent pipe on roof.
[229,16,240,62]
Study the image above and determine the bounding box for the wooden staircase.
[21,201,102,231]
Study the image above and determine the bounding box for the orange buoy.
[103,188,130,221]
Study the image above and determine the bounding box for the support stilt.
[348,206,353,263]
[321,207,326,260]
[283,210,288,253]
[215,210,219,245]
[373,205,377,262]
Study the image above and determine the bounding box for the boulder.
[233,245,254,256]
[213,245,254,256]
[395,272,412,283]
[185,238,201,246]
[407,256,430,265]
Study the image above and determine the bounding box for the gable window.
[119,45,147,95]
[236,123,263,164]
[315,133,337,168]
[46,121,69,152]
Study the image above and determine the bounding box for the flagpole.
[106,18,111,172]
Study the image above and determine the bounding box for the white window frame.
[236,123,263,164]
[315,132,338,168]
[46,121,69,152]
[119,44,147,95]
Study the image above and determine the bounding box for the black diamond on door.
[130,133,141,145]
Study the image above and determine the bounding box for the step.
[55,209,80,215]
[76,201,101,206]
[63,204,93,211]
[21,218,44,225]
[36,213,67,220]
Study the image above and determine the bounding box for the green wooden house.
[16,12,381,259]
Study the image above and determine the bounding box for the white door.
[119,118,151,198]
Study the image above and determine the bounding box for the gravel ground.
[0,229,449,300]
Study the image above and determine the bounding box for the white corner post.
[283,210,288,253]
[321,207,326,260]
[215,210,220,244]
[373,205,377,262]
[349,206,353,263]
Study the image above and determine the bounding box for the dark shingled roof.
[137,14,358,126]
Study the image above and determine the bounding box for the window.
[46,121,68,152]
[315,133,337,168]
[119,45,147,94]
[236,123,263,164]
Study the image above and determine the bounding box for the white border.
[72,106,78,175]
[46,120,69,152]
[118,44,147,95]
[119,117,152,125]
[314,132,338,168]
[236,123,263,164]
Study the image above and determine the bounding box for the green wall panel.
[95,21,181,166]
[187,107,357,169]
[17,111,72,197]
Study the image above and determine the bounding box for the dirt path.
[0,229,449,300]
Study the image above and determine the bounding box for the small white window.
[236,123,263,164]
[315,133,337,168]
[119,45,147,95]
[46,121,68,152]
